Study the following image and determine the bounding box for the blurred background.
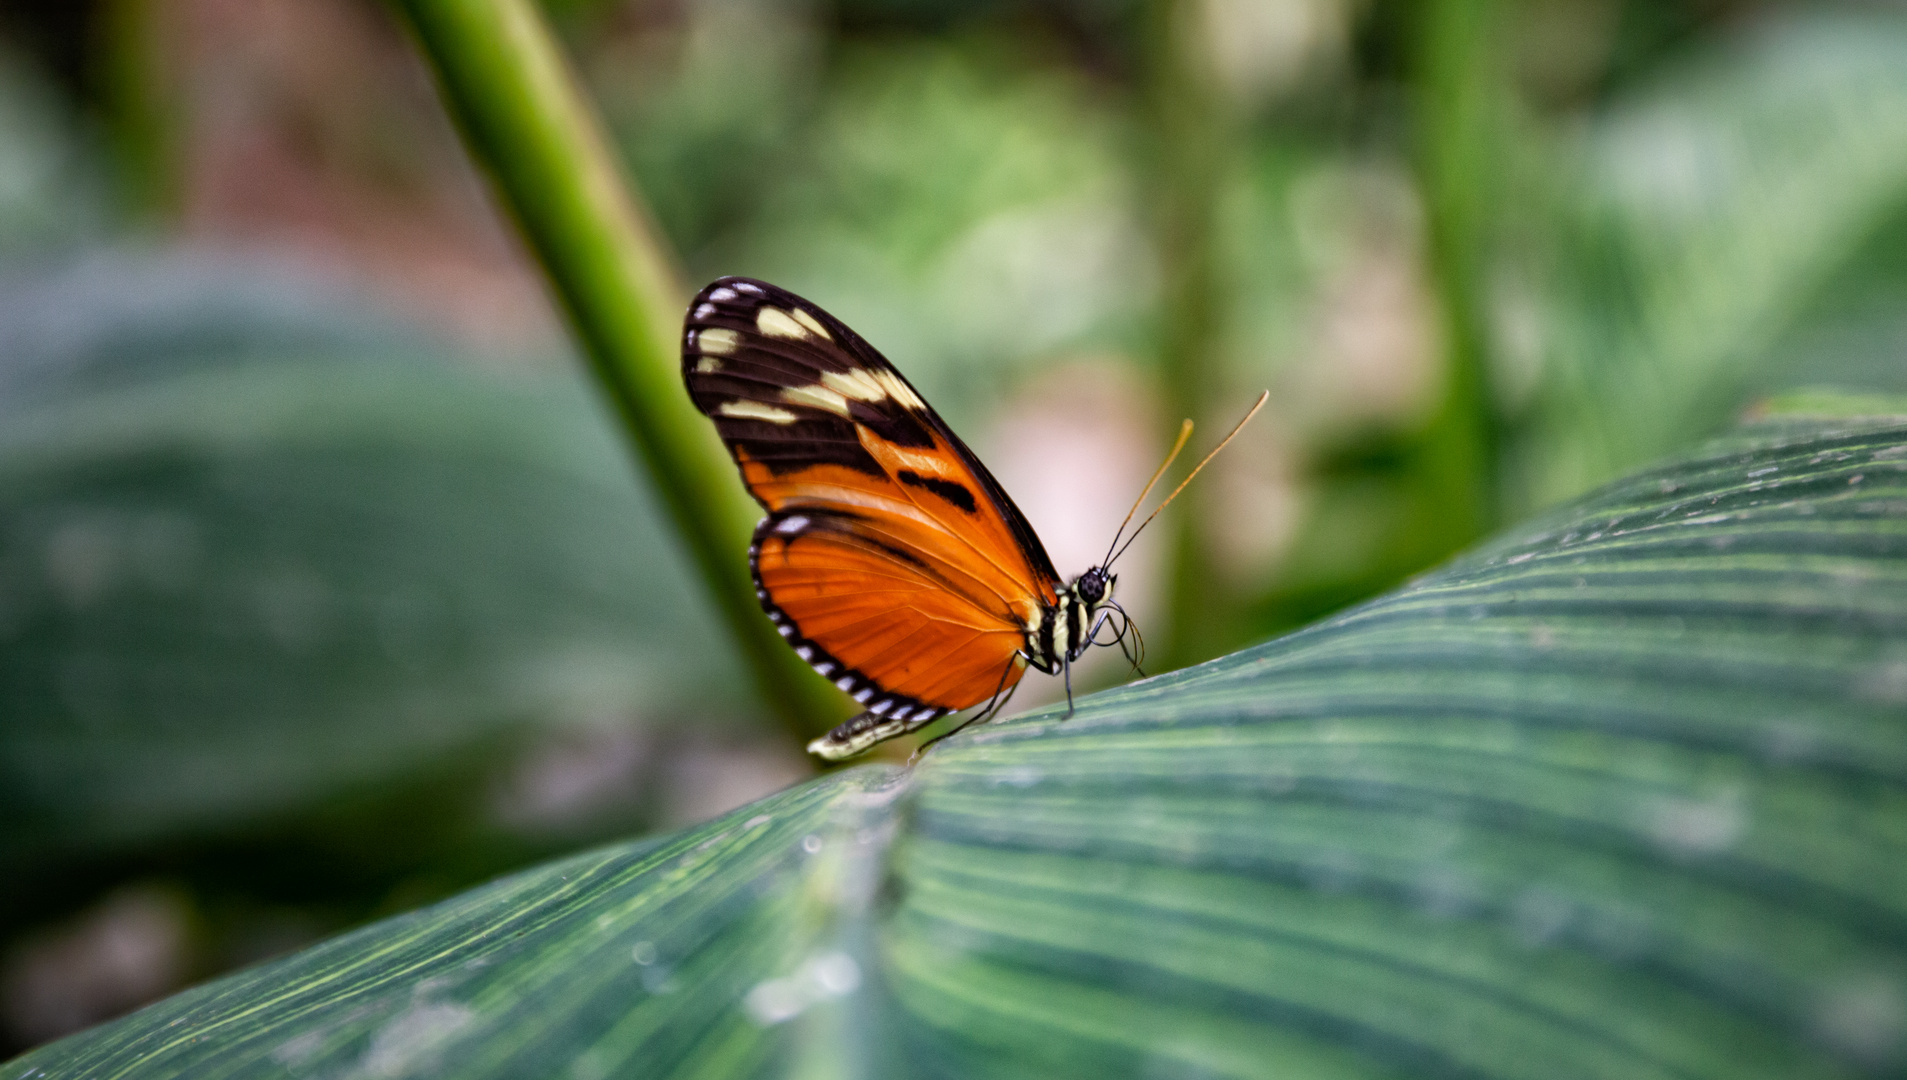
[1,0,1905,1055]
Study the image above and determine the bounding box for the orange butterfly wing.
[681,277,1061,744]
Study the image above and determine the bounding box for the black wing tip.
[689,276,848,332]
[682,278,774,378]
[683,276,873,373]
[690,275,780,308]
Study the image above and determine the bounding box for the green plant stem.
[1145,0,1233,673]
[391,0,847,739]
[97,0,179,217]
[1410,0,1504,556]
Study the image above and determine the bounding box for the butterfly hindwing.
[682,277,1061,717]
[750,511,1023,729]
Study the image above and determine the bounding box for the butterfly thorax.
[1024,568,1115,674]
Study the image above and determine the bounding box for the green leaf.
[14,405,1907,1077]
[0,254,749,876]
[1525,14,1907,508]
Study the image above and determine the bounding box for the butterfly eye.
[1076,568,1108,604]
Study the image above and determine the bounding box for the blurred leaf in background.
[0,41,106,246]
[1511,11,1907,513]
[0,247,768,864]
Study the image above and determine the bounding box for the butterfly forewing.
[682,277,1060,718]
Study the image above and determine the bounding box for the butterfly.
[681,276,1264,760]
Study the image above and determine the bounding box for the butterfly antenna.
[1108,391,1269,568]
[1101,419,1195,567]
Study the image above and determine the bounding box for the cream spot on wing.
[792,308,832,340]
[757,307,810,339]
[821,368,888,403]
[733,282,763,295]
[693,303,716,319]
[718,400,799,423]
[695,356,722,373]
[698,328,739,355]
[874,370,926,410]
[709,287,737,301]
[781,383,850,417]
[863,434,962,480]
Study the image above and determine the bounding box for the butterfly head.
[1034,565,1138,674]
[1029,566,1123,670]
[1073,566,1114,607]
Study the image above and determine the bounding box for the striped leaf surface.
[12,406,1907,1078]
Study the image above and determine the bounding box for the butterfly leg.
[1063,654,1075,718]
[910,657,1023,762]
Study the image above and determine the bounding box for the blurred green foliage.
[2,0,1907,1057]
